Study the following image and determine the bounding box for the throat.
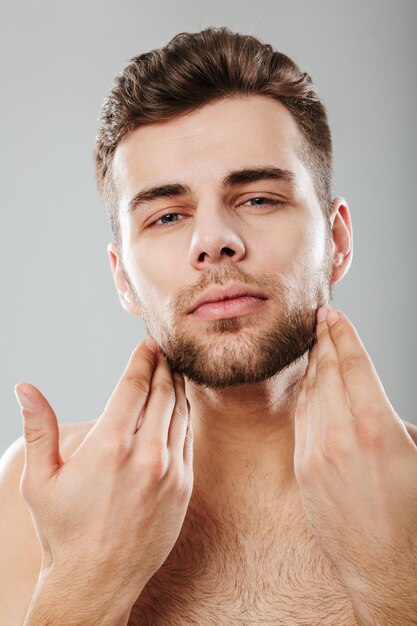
[191,434,298,515]
[189,469,302,538]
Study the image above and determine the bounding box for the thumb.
[15,383,63,482]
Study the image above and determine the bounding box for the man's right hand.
[14,338,194,613]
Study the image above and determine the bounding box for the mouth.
[191,295,267,320]
[187,283,268,321]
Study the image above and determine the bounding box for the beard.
[123,249,334,390]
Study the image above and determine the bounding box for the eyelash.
[149,197,285,227]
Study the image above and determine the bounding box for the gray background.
[1,0,416,455]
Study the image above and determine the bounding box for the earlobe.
[329,197,353,285]
[107,242,141,316]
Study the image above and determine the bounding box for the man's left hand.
[293,306,417,620]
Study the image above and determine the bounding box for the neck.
[185,352,308,513]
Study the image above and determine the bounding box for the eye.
[149,197,284,228]
[241,196,285,207]
[151,212,185,227]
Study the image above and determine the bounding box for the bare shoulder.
[0,419,97,625]
[0,417,97,497]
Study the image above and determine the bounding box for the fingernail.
[316,307,328,324]
[14,386,33,409]
[327,309,340,327]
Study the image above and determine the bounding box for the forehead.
[112,95,310,201]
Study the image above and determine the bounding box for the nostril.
[197,246,236,263]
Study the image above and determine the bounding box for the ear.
[107,243,141,316]
[329,196,353,285]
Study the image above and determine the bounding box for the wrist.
[23,566,134,626]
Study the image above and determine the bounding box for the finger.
[293,371,308,466]
[15,383,63,486]
[100,339,158,435]
[304,341,323,453]
[135,351,176,448]
[315,312,353,434]
[168,373,189,458]
[324,308,392,420]
[183,412,194,468]
[167,373,189,455]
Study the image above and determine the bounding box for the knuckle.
[330,322,346,342]
[139,446,169,482]
[174,401,188,422]
[23,424,47,445]
[185,425,194,444]
[340,353,366,376]
[102,436,133,463]
[316,357,338,378]
[321,430,350,461]
[124,375,150,396]
[355,421,386,451]
[153,380,175,402]
[166,463,192,501]
[166,462,185,490]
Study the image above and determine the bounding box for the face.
[110,95,336,389]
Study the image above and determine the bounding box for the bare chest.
[127,496,358,625]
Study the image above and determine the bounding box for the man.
[2,26,417,625]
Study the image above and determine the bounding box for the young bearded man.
[2,26,417,626]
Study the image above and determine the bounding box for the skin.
[109,95,352,511]
[295,308,417,622]
[107,94,417,621]
[12,94,416,624]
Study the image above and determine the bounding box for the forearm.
[22,569,133,626]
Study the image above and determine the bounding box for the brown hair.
[94,26,333,247]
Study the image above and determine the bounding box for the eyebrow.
[126,166,297,214]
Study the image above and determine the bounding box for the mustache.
[171,263,287,313]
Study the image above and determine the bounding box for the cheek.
[125,246,173,312]
[296,214,328,269]
[277,224,328,294]
[256,238,294,276]
[255,220,323,275]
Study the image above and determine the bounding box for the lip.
[191,296,267,320]
[187,282,268,315]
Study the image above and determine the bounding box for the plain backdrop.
[1,0,416,455]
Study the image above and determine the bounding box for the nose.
[188,204,246,270]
